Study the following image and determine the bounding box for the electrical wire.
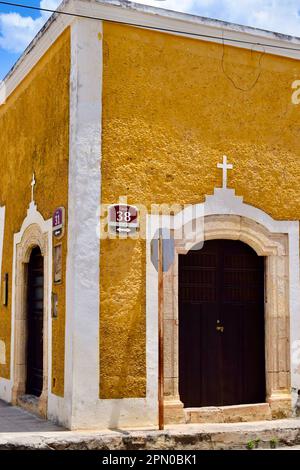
[0,0,300,53]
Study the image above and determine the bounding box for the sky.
[1,0,300,79]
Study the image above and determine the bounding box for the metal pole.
[158,233,164,430]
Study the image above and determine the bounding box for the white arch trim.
[148,189,299,236]
[0,206,6,367]
[0,202,59,419]
[0,206,5,283]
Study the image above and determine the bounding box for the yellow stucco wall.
[101,23,300,398]
[0,29,70,396]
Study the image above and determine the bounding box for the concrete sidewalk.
[1,400,300,450]
[0,400,63,433]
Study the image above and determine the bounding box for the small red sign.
[53,207,65,239]
[108,204,138,234]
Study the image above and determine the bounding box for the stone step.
[185,403,272,424]
[0,418,300,450]
[275,445,300,450]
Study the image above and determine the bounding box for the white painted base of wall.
[0,378,12,403]
[66,398,157,430]
[47,394,69,427]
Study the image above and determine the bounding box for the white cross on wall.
[217,155,233,189]
[31,173,36,203]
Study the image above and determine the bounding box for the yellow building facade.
[0,0,300,429]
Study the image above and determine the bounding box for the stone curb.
[1,419,300,450]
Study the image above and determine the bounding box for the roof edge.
[99,0,300,45]
[2,0,300,100]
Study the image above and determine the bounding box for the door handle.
[216,320,224,333]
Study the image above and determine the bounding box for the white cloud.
[1,0,300,54]
[134,0,300,36]
[0,0,61,53]
[133,0,196,14]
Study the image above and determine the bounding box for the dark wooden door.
[26,247,44,397]
[179,240,265,408]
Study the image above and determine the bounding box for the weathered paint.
[101,23,300,398]
[0,29,70,397]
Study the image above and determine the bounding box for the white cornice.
[84,0,300,58]
[3,0,300,103]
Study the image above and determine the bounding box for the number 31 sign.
[108,204,139,235]
[52,207,65,239]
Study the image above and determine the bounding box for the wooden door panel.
[179,301,220,407]
[26,247,44,397]
[221,303,244,405]
[179,240,265,408]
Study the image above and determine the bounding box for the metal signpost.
[151,229,175,430]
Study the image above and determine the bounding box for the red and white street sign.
[108,204,139,235]
[52,207,65,239]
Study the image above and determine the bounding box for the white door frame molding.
[146,188,300,423]
[0,206,5,284]
[0,201,53,417]
[0,206,6,370]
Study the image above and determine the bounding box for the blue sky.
[1,0,300,79]
[0,0,59,79]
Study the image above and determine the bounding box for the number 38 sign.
[108,204,139,235]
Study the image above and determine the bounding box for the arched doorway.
[26,246,44,397]
[179,239,266,408]
[11,215,51,418]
